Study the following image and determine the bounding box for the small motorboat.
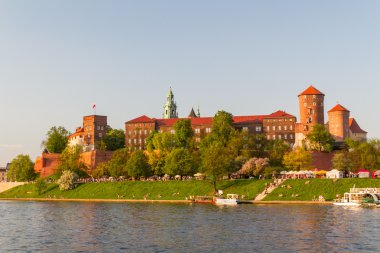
[214,194,240,206]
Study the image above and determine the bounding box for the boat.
[333,188,380,206]
[214,194,240,206]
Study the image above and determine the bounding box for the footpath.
[254,178,286,201]
[0,182,25,193]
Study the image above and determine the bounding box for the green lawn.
[264,178,380,201]
[0,179,270,200]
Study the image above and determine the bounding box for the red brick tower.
[328,104,350,142]
[83,115,107,150]
[298,85,325,133]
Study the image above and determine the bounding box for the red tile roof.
[126,115,155,124]
[298,85,325,96]
[349,118,367,134]
[156,117,213,127]
[266,110,296,118]
[328,104,350,113]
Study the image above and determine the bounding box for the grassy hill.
[0,179,270,201]
[264,178,380,201]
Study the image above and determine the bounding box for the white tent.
[326,169,344,179]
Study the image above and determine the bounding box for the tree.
[147,150,166,176]
[332,151,352,174]
[126,150,152,179]
[201,142,234,193]
[347,140,380,171]
[57,170,78,191]
[173,119,194,149]
[8,154,36,182]
[92,162,110,179]
[202,110,234,147]
[34,178,47,195]
[164,148,195,176]
[306,124,334,152]
[106,148,130,178]
[57,146,88,177]
[98,127,125,151]
[42,126,70,153]
[282,148,312,171]
[267,140,290,166]
[238,157,270,177]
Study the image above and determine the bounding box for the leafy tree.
[8,154,36,182]
[201,110,234,148]
[57,170,78,191]
[239,157,270,177]
[151,132,175,154]
[282,148,312,171]
[306,124,334,152]
[34,178,47,195]
[57,146,88,177]
[173,119,194,149]
[92,162,110,179]
[126,150,151,179]
[266,140,290,166]
[347,140,380,171]
[164,148,195,176]
[147,150,166,176]
[42,126,70,153]
[106,148,130,178]
[332,151,352,174]
[98,127,125,151]
[201,142,234,193]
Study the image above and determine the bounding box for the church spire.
[163,87,178,119]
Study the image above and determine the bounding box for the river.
[0,201,378,252]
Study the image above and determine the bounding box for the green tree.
[201,142,234,193]
[106,148,130,178]
[42,126,70,153]
[126,150,152,179]
[267,140,290,166]
[147,150,166,176]
[92,162,110,179]
[332,151,352,174]
[202,110,234,147]
[8,154,36,182]
[347,140,380,171]
[34,177,47,195]
[282,148,312,171]
[98,127,125,151]
[151,132,175,154]
[57,146,88,177]
[306,124,334,152]
[164,148,195,176]
[173,119,194,149]
[57,170,78,191]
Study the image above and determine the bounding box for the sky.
[0,1,379,166]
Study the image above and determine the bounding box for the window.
[144,130,147,135]
[278,126,282,131]
[134,130,137,135]
[290,134,294,139]
[284,126,287,131]
[313,102,316,106]
[134,139,137,144]
[278,135,282,140]
[87,134,91,138]
[267,135,270,140]
[195,128,200,134]
[170,129,175,134]
[99,133,102,138]
[97,126,100,130]
[256,126,261,132]
[313,95,316,99]
[272,126,275,131]
[129,131,131,135]
[206,128,211,133]
[284,134,287,140]
[267,126,270,131]
[139,138,142,143]
[290,125,293,130]
[128,139,131,144]
[272,135,276,140]
[242,127,248,132]
[304,103,307,107]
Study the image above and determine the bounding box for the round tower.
[328,104,350,142]
[298,85,325,133]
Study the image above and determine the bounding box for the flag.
[92,103,96,109]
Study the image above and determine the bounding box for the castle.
[125,86,367,151]
[35,85,367,177]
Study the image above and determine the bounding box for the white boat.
[333,187,380,206]
[214,194,240,206]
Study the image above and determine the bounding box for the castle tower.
[328,104,350,142]
[83,115,107,150]
[294,85,325,147]
[163,87,178,119]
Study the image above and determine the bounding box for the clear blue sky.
[1,1,379,166]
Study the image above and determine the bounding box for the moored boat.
[333,187,380,207]
[214,194,240,206]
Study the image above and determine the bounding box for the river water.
[0,201,378,252]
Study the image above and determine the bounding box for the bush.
[34,178,47,195]
[57,171,78,191]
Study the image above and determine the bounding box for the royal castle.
[35,85,367,177]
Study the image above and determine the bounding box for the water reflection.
[0,201,378,252]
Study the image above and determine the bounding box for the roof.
[126,115,155,124]
[68,127,84,139]
[328,104,350,113]
[188,108,197,118]
[265,110,296,118]
[298,85,325,96]
[349,118,367,134]
[156,117,213,127]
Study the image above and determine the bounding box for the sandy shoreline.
[0,198,333,205]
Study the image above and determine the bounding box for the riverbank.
[1,178,379,202]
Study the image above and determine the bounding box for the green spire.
[163,87,178,119]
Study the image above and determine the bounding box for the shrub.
[57,170,78,191]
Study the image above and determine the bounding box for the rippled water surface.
[0,201,379,252]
